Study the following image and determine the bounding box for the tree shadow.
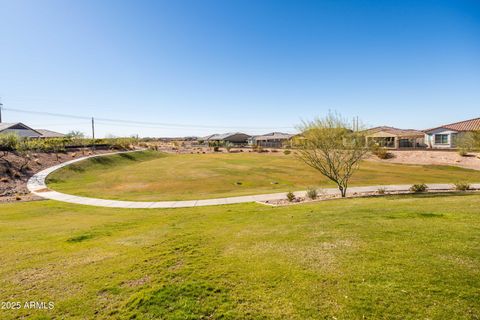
[68,164,86,173]
[385,192,476,200]
[90,157,115,165]
[118,153,137,161]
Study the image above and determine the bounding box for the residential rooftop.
[365,126,424,137]
[425,117,480,133]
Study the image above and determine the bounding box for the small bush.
[286,192,296,202]
[377,187,386,195]
[410,183,428,193]
[372,146,393,159]
[213,146,220,152]
[283,150,291,155]
[253,145,263,153]
[306,187,318,200]
[454,182,471,191]
[458,149,468,157]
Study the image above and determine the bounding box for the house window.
[434,134,449,144]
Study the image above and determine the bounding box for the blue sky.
[0,0,479,137]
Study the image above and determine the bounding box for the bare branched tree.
[295,113,369,197]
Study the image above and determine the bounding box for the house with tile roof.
[424,117,480,149]
[364,126,426,149]
[204,132,251,146]
[249,132,295,148]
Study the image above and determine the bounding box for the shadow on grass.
[68,164,86,173]
[46,177,64,184]
[90,156,115,165]
[385,192,477,200]
[66,233,94,243]
[417,212,444,218]
[118,153,138,161]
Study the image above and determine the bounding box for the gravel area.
[0,148,114,203]
[368,150,480,170]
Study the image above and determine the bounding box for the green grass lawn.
[1,194,479,319]
[46,150,480,201]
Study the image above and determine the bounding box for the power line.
[28,122,89,127]
[3,107,295,130]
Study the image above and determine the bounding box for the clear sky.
[0,0,479,137]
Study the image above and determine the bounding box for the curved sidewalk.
[27,151,480,209]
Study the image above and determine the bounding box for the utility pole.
[91,117,95,151]
[0,99,3,123]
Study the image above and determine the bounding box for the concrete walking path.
[27,150,480,209]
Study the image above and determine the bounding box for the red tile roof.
[424,117,480,133]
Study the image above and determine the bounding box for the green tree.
[295,113,370,197]
[457,131,480,155]
[66,130,85,139]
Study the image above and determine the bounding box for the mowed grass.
[47,150,480,201]
[1,194,480,319]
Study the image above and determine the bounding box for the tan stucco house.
[364,126,426,149]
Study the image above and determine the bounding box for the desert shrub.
[306,187,318,200]
[213,146,220,152]
[377,187,386,195]
[458,148,468,157]
[0,133,20,150]
[42,138,67,161]
[224,142,233,153]
[15,140,37,171]
[0,133,20,167]
[456,132,480,154]
[410,183,428,193]
[286,192,296,202]
[105,137,136,150]
[372,146,392,159]
[252,145,264,153]
[283,150,291,155]
[454,182,471,191]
